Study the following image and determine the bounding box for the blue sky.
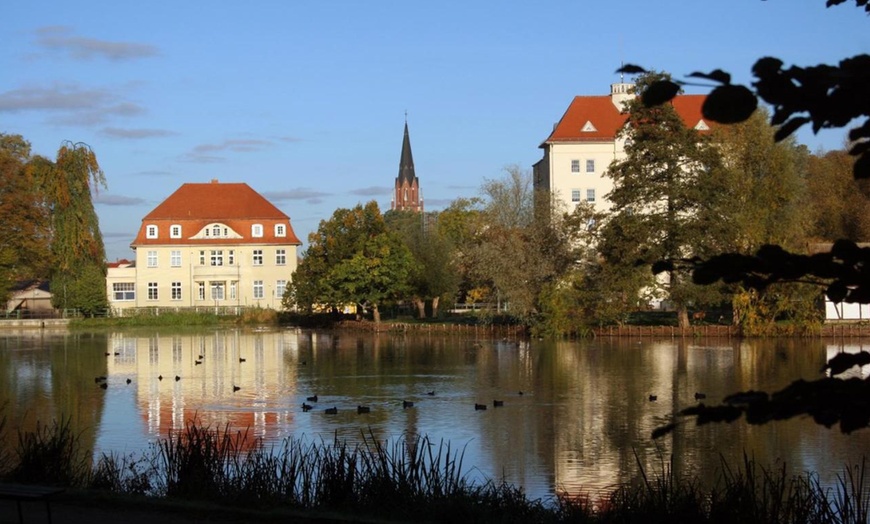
[3,1,867,261]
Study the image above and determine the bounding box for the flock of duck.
[300,391,512,415]
[97,350,247,392]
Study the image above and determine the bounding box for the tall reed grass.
[1,415,869,523]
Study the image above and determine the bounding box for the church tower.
[391,119,423,212]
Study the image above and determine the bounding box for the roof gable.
[144,182,288,220]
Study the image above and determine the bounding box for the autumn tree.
[32,141,108,315]
[806,150,870,242]
[285,201,415,323]
[601,72,725,328]
[0,134,52,304]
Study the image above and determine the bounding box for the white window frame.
[199,251,206,265]
[252,224,263,238]
[211,282,225,300]
[170,250,182,268]
[197,282,205,300]
[230,281,237,300]
[170,225,182,238]
[147,250,158,268]
[228,250,235,265]
[253,249,263,266]
[147,282,158,301]
[586,159,595,173]
[586,189,596,202]
[275,224,286,237]
[571,189,581,203]
[212,225,221,238]
[570,159,580,173]
[146,225,158,239]
[276,279,286,298]
[276,249,286,265]
[210,250,224,266]
[171,282,182,301]
[253,280,264,299]
[112,282,135,301]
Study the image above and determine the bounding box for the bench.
[0,483,65,524]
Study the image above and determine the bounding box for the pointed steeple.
[392,118,422,212]
[397,120,417,187]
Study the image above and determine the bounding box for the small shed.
[6,280,53,315]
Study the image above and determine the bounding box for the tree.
[620,0,870,436]
[286,201,415,323]
[0,134,51,304]
[601,72,725,328]
[806,150,870,242]
[385,210,459,318]
[31,142,108,314]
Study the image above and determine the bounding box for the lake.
[1,327,868,502]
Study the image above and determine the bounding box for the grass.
[1,416,869,523]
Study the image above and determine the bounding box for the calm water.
[1,327,869,501]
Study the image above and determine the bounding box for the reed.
[3,416,870,523]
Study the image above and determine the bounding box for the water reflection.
[2,329,870,501]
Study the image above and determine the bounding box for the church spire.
[392,119,422,212]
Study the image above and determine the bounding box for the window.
[586,159,595,173]
[171,282,182,301]
[171,250,182,267]
[146,225,158,238]
[230,281,237,299]
[147,282,158,300]
[275,224,286,237]
[252,224,263,238]
[276,249,286,265]
[147,251,158,268]
[586,189,596,202]
[253,280,264,299]
[228,250,235,265]
[199,251,206,265]
[211,282,225,300]
[571,160,580,173]
[112,282,135,301]
[276,280,286,298]
[571,189,581,203]
[253,249,263,266]
[212,225,221,238]
[170,225,181,238]
[197,282,205,300]
[210,250,223,266]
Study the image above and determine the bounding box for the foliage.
[0,134,52,304]
[806,150,870,242]
[601,71,726,328]
[286,201,415,322]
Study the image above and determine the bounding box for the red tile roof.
[542,93,710,145]
[132,181,301,247]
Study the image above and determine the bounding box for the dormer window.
[146,225,158,239]
[212,225,221,237]
[170,225,182,238]
[252,224,263,238]
[275,224,286,237]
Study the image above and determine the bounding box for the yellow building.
[107,180,302,312]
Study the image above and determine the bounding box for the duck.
[427,390,435,396]
[649,395,658,402]
[302,403,313,412]
[99,382,108,390]
[233,385,241,392]
[325,407,338,415]
[357,405,371,414]
[94,376,106,383]
[306,395,318,402]
[694,392,707,400]
[198,355,204,360]
[402,400,414,409]
[126,378,132,385]
[239,357,246,363]
[195,360,202,366]
[175,375,181,381]
[158,375,163,381]
[493,400,504,407]
[474,403,487,411]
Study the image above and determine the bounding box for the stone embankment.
[0,319,70,329]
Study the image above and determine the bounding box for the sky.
[3,1,868,261]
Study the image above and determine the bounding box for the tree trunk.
[415,298,425,319]
[431,296,439,318]
[677,305,690,329]
[372,304,380,323]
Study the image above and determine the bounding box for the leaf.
[823,351,870,376]
[702,85,757,124]
[651,260,673,274]
[616,64,646,75]
[651,423,678,439]
[687,69,731,85]
[854,152,870,180]
[773,116,810,142]
[826,281,848,303]
[641,81,680,107]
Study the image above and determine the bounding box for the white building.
[106,180,302,312]
[533,82,711,213]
